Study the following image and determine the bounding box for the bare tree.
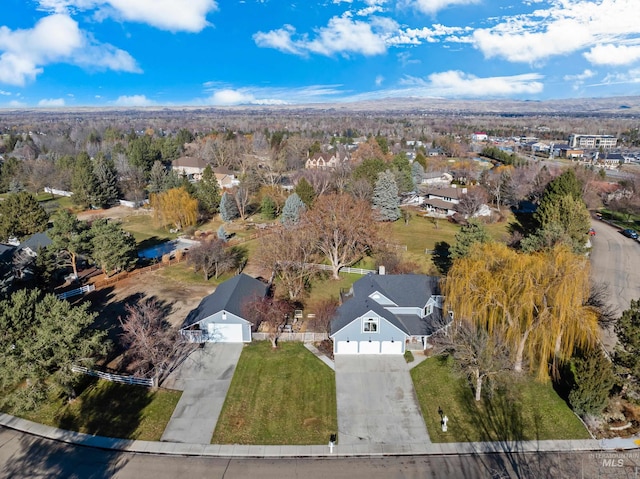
[457,187,489,218]
[234,184,252,221]
[188,238,235,280]
[258,224,318,301]
[433,320,512,401]
[307,298,339,334]
[241,295,294,348]
[303,194,379,279]
[119,299,190,386]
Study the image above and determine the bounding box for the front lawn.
[212,341,337,445]
[6,379,181,441]
[411,356,590,443]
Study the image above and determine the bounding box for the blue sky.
[1,0,639,107]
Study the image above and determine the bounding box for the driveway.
[161,343,243,444]
[334,355,431,445]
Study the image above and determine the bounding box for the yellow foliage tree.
[443,242,599,380]
[150,187,198,231]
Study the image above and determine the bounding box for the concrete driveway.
[334,355,431,445]
[161,343,243,444]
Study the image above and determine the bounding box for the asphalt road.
[589,219,640,341]
[0,426,630,479]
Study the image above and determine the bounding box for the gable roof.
[331,274,443,336]
[19,232,52,251]
[181,273,268,329]
[172,156,207,170]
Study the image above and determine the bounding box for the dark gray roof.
[331,274,443,336]
[0,244,15,263]
[19,232,52,251]
[181,273,268,329]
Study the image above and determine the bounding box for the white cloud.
[397,70,544,97]
[201,84,346,105]
[0,90,10,95]
[38,98,65,107]
[595,68,640,86]
[0,14,139,86]
[255,15,398,57]
[584,44,640,66]
[388,24,471,46]
[38,0,217,32]
[6,100,26,108]
[114,94,155,106]
[375,75,384,86]
[405,0,480,15]
[473,0,640,65]
[563,69,595,81]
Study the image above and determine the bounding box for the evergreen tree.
[450,219,491,259]
[294,177,316,207]
[615,299,640,393]
[49,209,91,279]
[220,191,239,222]
[71,153,97,208]
[411,161,425,190]
[261,196,276,220]
[372,170,400,222]
[352,158,387,187]
[217,225,229,241]
[568,348,614,416]
[91,155,120,208]
[89,219,137,276]
[280,193,306,225]
[0,191,49,241]
[195,165,221,216]
[148,160,168,194]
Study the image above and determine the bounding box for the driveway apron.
[334,355,431,445]
[161,343,243,444]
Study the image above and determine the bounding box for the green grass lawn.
[212,341,337,445]
[120,213,177,247]
[411,356,590,443]
[7,379,181,441]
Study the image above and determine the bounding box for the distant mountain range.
[4,96,640,116]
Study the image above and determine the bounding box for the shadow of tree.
[57,382,154,439]
[1,431,128,479]
[136,235,169,252]
[459,377,555,479]
[431,241,452,275]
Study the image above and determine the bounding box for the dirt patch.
[77,205,151,222]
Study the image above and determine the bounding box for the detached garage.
[180,274,267,343]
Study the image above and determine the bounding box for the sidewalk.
[1,412,633,458]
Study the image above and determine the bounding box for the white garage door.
[358,340,381,354]
[381,340,404,354]
[336,340,359,354]
[207,323,243,342]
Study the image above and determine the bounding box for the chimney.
[379,265,385,275]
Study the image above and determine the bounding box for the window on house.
[363,318,378,333]
[424,304,433,316]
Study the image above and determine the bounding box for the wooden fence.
[252,332,329,342]
[71,365,154,387]
[92,255,187,290]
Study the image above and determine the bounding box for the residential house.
[13,232,52,280]
[213,167,240,189]
[305,150,350,170]
[180,274,268,343]
[421,185,467,217]
[330,272,448,355]
[171,157,207,180]
[420,172,453,187]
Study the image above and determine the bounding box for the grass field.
[411,356,590,443]
[7,379,181,441]
[120,213,177,247]
[212,341,337,445]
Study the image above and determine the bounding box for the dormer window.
[363,318,378,333]
[424,304,433,316]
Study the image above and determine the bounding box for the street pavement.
[160,343,243,444]
[334,355,431,445]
